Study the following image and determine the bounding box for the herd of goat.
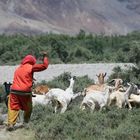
[2,72,140,114]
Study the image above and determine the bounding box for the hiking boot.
[6,124,15,131]
[6,123,24,131]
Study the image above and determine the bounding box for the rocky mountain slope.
[0,0,140,35]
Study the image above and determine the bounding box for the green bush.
[31,104,140,140]
[0,31,140,64]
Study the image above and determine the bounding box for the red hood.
[21,55,36,65]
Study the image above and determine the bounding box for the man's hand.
[40,51,47,57]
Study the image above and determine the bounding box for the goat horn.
[103,73,107,77]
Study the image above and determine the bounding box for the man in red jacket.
[7,52,49,131]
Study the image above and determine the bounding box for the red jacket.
[11,55,49,93]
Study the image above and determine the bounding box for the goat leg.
[127,101,132,110]
[54,106,58,113]
[90,103,95,113]
[60,104,67,113]
[80,103,86,111]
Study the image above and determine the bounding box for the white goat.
[127,85,140,106]
[65,76,76,94]
[31,78,68,107]
[32,94,51,106]
[128,94,140,105]
[108,83,138,109]
[80,86,112,112]
[107,86,126,107]
[46,76,81,113]
[108,83,134,110]
[32,87,66,107]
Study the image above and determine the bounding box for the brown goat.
[32,85,49,95]
[85,73,107,93]
[96,72,107,85]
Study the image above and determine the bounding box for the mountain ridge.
[0,0,140,35]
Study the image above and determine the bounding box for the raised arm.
[32,52,49,72]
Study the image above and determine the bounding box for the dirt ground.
[0,110,35,140]
[0,126,35,140]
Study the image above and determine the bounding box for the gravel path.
[0,63,134,84]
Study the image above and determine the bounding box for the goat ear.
[127,82,131,86]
